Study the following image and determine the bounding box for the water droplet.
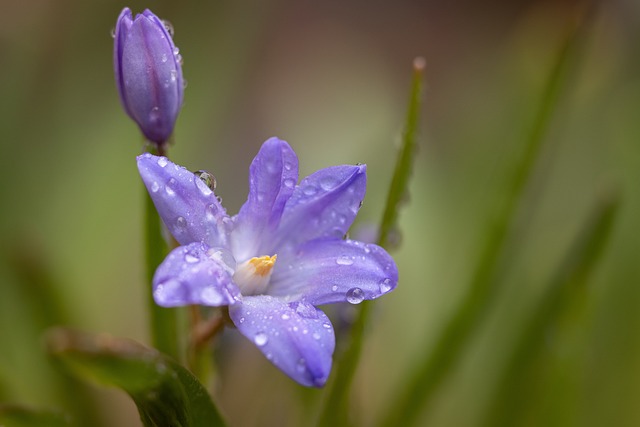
[175,217,187,230]
[320,176,338,191]
[239,317,245,323]
[332,285,339,292]
[173,46,180,55]
[346,287,365,304]
[205,204,218,221]
[216,195,223,204]
[161,53,168,63]
[379,278,393,294]
[336,256,354,266]
[110,27,116,38]
[165,180,176,196]
[284,162,293,171]
[157,157,168,167]
[364,246,371,254]
[149,106,161,124]
[281,313,290,320]
[303,185,317,196]
[296,358,306,373]
[313,332,321,340]
[150,181,160,193]
[193,170,216,191]
[170,69,177,82]
[284,178,296,188]
[322,322,332,329]
[254,332,268,346]
[295,302,317,318]
[184,252,199,263]
[162,20,175,37]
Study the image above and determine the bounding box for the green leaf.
[481,192,620,427]
[46,328,225,427]
[317,57,425,427]
[0,405,69,427]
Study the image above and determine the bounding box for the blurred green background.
[1,0,640,425]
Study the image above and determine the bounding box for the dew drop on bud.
[110,27,116,38]
[346,287,365,304]
[162,20,175,37]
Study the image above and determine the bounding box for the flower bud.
[114,8,184,145]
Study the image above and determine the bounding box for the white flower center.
[233,254,277,295]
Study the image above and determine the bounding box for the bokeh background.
[1,0,640,425]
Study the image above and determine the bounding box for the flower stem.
[145,143,180,360]
[317,57,425,427]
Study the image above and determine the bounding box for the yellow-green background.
[1,0,639,425]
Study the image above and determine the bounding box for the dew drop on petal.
[322,322,332,329]
[173,46,180,55]
[175,216,187,229]
[284,178,296,188]
[157,157,168,168]
[313,332,321,340]
[184,252,199,263]
[161,53,168,63]
[303,185,318,196]
[254,332,268,346]
[194,170,216,192]
[150,181,160,193]
[379,278,393,294]
[296,358,306,373]
[336,256,354,266]
[205,204,218,220]
[332,285,339,292]
[320,176,338,191]
[165,178,176,196]
[346,287,365,304]
[281,313,290,320]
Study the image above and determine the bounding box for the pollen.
[248,255,278,277]
[234,254,278,295]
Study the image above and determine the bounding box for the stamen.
[233,254,277,295]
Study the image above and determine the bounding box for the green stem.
[317,58,425,427]
[379,8,593,427]
[145,143,179,360]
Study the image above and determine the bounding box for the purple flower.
[137,138,398,387]
[114,8,184,145]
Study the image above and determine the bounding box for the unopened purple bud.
[114,8,184,145]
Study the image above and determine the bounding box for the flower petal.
[231,138,299,261]
[119,10,182,143]
[153,242,241,307]
[270,239,398,305]
[273,164,366,255]
[229,295,335,387]
[137,153,229,247]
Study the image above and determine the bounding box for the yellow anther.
[248,255,278,276]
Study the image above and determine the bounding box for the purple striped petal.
[137,153,229,247]
[269,239,398,305]
[272,165,366,256]
[153,242,241,307]
[229,295,335,387]
[231,138,298,262]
